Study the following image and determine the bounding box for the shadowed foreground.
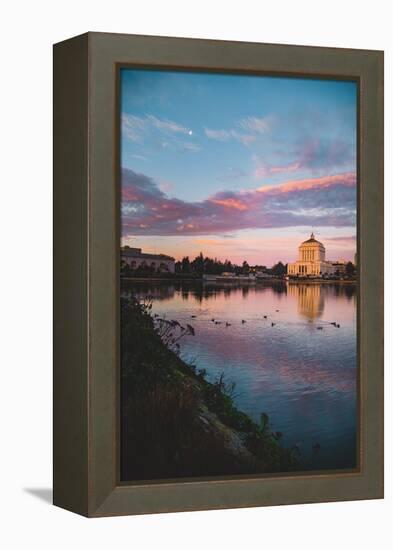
[121,296,298,481]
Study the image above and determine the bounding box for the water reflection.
[288,284,324,320]
[121,279,290,302]
[121,279,357,471]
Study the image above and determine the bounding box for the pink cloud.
[210,197,249,211]
[121,168,356,237]
[253,137,356,178]
[270,162,301,174]
[257,172,356,195]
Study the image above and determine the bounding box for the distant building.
[255,271,270,279]
[330,259,349,276]
[287,233,335,277]
[121,246,175,273]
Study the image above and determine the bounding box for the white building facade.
[287,233,335,277]
[121,246,175,273]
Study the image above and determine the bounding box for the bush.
[120,296,298,480]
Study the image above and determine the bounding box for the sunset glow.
[120,69,357,265]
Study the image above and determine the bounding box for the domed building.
[287,233,335,277]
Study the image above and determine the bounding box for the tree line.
[175,253,287,276]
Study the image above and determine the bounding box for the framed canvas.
[53,32,384,517]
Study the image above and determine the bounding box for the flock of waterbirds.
[186,309,339,455]
[188,309,337,456]
[190,311,341,330]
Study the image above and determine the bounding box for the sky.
[120,68,357,266]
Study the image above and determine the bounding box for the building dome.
[287,233,334,277]
[301,232,324,247]
[298,233,325,262]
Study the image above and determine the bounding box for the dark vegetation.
[175,253,286,277]
[121,252,287,279]
[345,261,356,277]
[121,252,356,283]
[121,295,298,481]
[175,253,257,276]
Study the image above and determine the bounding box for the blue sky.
[120,68,357,265]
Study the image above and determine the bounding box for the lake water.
[122,280,358,471]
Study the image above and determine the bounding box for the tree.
[203,257,215,274]
[191,252,205,275]
[242,261,250,275]
[345,261,355,277]
[121,260,132,278]
[223,260,234,273]
[271,261,286,277]
[181,256,190,273]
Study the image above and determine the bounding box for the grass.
[121,295,298,481]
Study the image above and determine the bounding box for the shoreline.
[121,295,298,480]
[121,276,357,284]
